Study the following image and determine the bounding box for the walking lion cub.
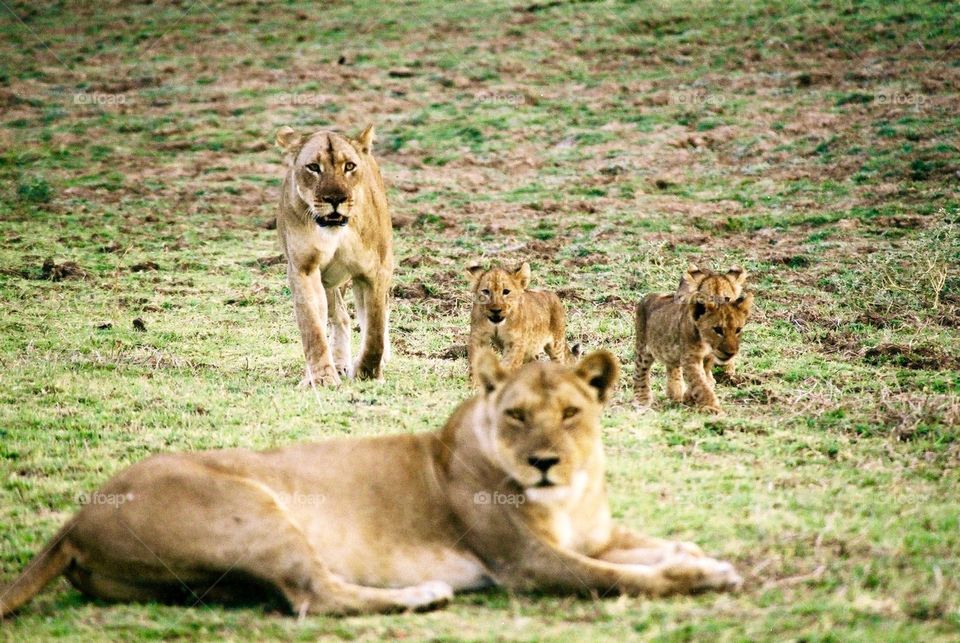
[675,265,748,379]
[634,290,753,413]
[466,262,574,388]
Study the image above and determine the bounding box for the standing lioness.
[276,124,393,385]
[0,352,740,619]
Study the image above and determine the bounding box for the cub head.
[678,264,748,301]
[275,124,376,227]
[473,349,619,503]
[690,292,753,365]
[466,262,531,325]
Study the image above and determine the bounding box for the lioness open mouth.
[315,213,349,227]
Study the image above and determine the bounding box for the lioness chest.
[285,223,381,287]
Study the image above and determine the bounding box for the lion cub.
[634,291,753,413]
[467,262,573,387]
[675,265,748,378]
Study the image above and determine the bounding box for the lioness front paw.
[300,364,341,388]
[660,555,742,594]
[354,359,383,380]
[399,580,454,612]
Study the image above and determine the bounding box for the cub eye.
[344,161,356,172]
[505,408,525,423]
[305,163,321,173]
[735,327,742,334]
[713,326,724,335]
[562,407,579,420]
[502,289,511,295]
[481,289,490,296]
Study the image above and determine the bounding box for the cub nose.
[528,455,560,474]
[322,195,346,207]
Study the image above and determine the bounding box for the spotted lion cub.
[634,291,753,413]
[467,262,574,387]
[674,265,748,379]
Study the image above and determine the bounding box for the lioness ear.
[733,292,754,315]
[356,124,375,154]
[727,266,748,287]
[574,350,620,403]
[473,349,507,395]
[513,262,531,289]
[275,126,302,154]
[466,265,485,287]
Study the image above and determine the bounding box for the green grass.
[1,0,959,640]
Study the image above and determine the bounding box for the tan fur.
[0,352,740,619]
[466,262,573,387]
[675,265,748,378]
[276,124,393,386]
[634,291,753,413]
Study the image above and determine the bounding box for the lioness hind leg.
[326,286,352,378]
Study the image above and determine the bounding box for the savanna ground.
[1,0,959,640]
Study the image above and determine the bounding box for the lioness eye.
[481,289,490,296]
[305,163,321,173]
[735,327,742,334]
[344,161,356,172]
[562,407,579,420]
[505,409,525,422]
[713,326,723,335]
[502,289,511,295]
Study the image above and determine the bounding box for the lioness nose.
[528,455,560,473]
[322,195,346,207]
[489,307,502,314]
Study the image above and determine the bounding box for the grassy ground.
[1,0,958,640]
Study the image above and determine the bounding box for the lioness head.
[473,349,619,502]
[275,124,375,227]
[690,293,753,364]
[466,263,531,324]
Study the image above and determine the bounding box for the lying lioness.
[0,351,740,618]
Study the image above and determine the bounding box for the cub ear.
[727,266,749,287]
[574,350,620,403]
[733,292,754,315]
[275,126,302,154]
[681,264,705,289]
[356,124,375,155]
[473,349,507,395]
[465,265,485,287]
[691,294,716,320]
[513,262,531,289]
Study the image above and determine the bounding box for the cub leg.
[666,366,685,402]
[500,342,527,373]
[288,265,339,387]
[722,357,737,378]
[682,356,721,412]
[702,355,716,387]
[633,350,655,406]
[326,285,352,378]
[354,274,389,380]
